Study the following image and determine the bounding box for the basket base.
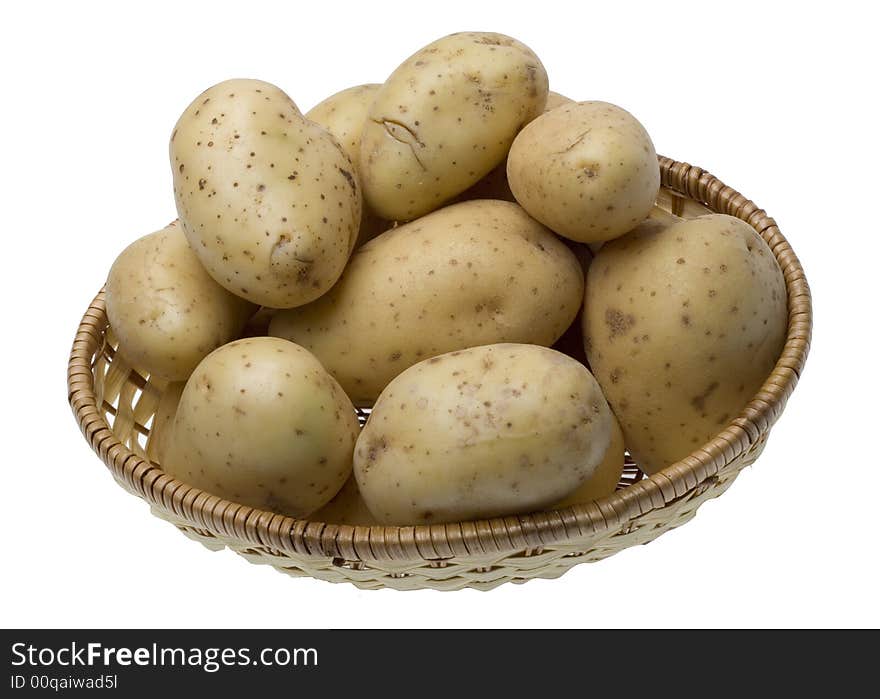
[147,457,748,591]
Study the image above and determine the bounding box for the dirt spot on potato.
[691,381,720,413]
[337,166,357,193]
[605,308,635,339]
[363,435,389,468]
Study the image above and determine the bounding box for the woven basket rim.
[67,155,812,563]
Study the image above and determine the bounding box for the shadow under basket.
[67,156,812,591]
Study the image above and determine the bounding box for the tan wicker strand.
[67,156,812,590]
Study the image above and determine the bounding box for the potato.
[306,84,389,246]
[269,200,584,404]
[456,91,573,204]
[553,413,625,508]
[544,90,573,113]
[306,84,379,170]
[163,337,359,516]
[354,344,613,524]
[105,221,254,381]
[508,101,660,243]
[360,32,548,221]
[170,78,362,308]
[583,214,787,473]
[310,476,378,526]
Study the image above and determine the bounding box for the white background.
[1,0,877,628]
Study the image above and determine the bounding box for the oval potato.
[354,344,613,524]
[508,101,660,243]
[170,78,362,308]
[270,200,584,404]
[583,214,787,473]
[105,221,254,381]
[360,32,548,220]
[164,337,359,516]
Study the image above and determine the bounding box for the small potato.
[355,344,613,524]
[310,476,378,526]
[164,337,359,517]
[583,214,787,473]
[306,84,380,171]
[508,101,660,243]
[105,221,254,381]
[270,200,584,404]
[553,414,625,508]
[544,90,573,113]
[170,78,362,308]
[306,84,390,246]
[360,32,548,220]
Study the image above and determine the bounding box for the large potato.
[269,200,584,404]
[163,337,359,516]
[105,221,254,381]
[306,84,389,246]
[553,413,625,508]
[508,101,660,243]
[170,78,362,308]
[583,214,787,473]
[360,32,548,221]
[354,344,613,524]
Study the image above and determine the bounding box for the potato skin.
[105,221,254,381]
[553,414,625,508]
[269,200,584,404]
[583,214,787,473]
[306,84,379,171]
[170,79,362,308]
[354,344,613,525]
[508,101,660,243]
[360,32,548,221]
[544,90,573,113]
[163,337,359,517]
[306,84,389,246]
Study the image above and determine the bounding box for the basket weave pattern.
[67,157,811,591]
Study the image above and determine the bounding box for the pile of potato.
[106,31,787,526]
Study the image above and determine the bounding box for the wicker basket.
[67,156,812,591]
